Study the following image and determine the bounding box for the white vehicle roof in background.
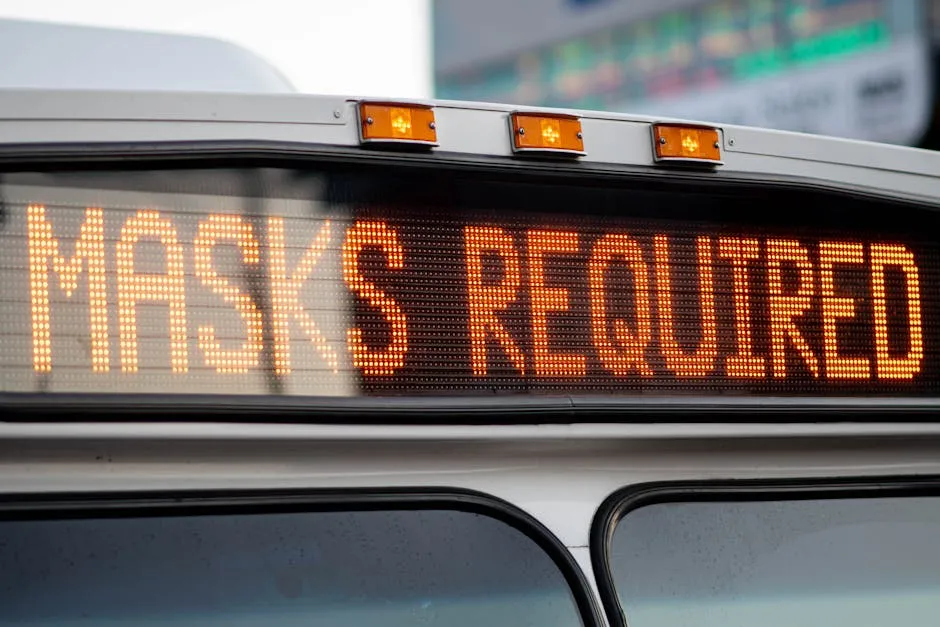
[0,18,295,94]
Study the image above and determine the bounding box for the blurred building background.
[0,0,937,150]
[433,0,940,149]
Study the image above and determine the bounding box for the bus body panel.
[0,90,937,203]
[3,421,940,543]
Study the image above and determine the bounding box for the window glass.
[0,506,584,627]
[609,495,940,627]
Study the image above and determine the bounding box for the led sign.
[1,170,937,398]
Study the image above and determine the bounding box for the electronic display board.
[1,166,938,400]
[434,0,932,145]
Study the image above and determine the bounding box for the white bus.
[0,89,939,627]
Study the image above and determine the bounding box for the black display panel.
[1,165,937,400]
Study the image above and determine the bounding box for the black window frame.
[0,486,603,627]
[590,475,940,627]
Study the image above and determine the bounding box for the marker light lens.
[653,124,722,163]
[510,112,584,155]
[359,102,437,145]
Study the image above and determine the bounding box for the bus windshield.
[609,494,940,627]
[0,502,584,627]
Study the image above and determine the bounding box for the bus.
[1,89,940,626]
[434,0,940,150]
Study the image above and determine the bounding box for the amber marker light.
[358,102,438,147]
[652,124,722,164]
[510,112,585,156]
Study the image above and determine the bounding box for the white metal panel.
[0,90,346,124]
[2,422,940,549]
[0,120,356,148]
[724,124,940,178]
[5,421,940,440]
[0,89,935,205]
[723,151,940,200]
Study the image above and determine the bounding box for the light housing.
[652,123,722,164]
[358,102,438,147]
[510,112,585,156]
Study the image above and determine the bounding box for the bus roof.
[0,89,937,202]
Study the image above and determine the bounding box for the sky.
[0,0,432,98]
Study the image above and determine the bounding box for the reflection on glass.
[609,496,940,627]
[0,508,583,627]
